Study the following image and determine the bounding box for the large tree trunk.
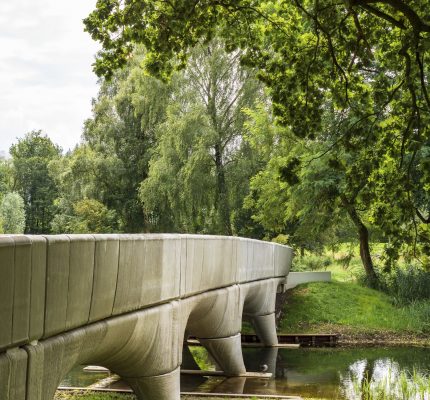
[341,194,378,283]
[214,142,232,235]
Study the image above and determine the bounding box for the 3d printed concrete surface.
[0,234,293,400]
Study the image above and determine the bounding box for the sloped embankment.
[278,281,430,345]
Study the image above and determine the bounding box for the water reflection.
[61,346,430,399]
[60,365,115,388]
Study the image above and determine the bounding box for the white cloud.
[0,0,100,154]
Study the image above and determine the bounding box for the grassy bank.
[277,256,430,345]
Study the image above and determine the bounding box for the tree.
[85,0,430,274]
[10,131,61,234]
[0,159,13,198]
[82,52,172,232]
[49,144,120,233]
[0,192,26,234]
[139,40,264,235]
[244,105,378,279]
[70,199,117,233]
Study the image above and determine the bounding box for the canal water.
[61,346,430,399]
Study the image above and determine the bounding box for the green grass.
[281,243,430,340]
[279,280,430,336]
[323,262,361,282]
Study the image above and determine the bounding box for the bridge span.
[0,234,293,400]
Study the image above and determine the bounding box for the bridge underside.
[1,278,283,400]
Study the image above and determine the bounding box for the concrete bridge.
[0,234,293,400]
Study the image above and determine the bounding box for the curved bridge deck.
[0,234,293,400]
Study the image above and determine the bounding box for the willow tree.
[82,53,172,232]
[140,41,264,235]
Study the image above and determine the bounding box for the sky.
[0,0,100,155]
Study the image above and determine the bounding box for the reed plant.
[348,368,430,400]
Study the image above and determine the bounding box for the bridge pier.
[249,313,278,346]
[0,348,27,400]
[182,285,247,377]
[127,367,181,400]
[200,334,246,376]
[241,279,281,346]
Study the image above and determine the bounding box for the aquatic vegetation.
[342,358,430,400]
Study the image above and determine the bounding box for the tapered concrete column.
[250,313,278,346]
[126,367,180,400]
[199,333,246,376]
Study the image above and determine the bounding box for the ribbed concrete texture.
[0,234,294,400]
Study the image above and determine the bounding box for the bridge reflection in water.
[62,346,430,399]
[0,234,292,400]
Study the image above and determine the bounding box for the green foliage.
[52,199,117,234]
[72,199,117,233]
[244,106,363,255]
[188,346,215,371]
[0,159,13,197]
[381,266,430,305]
[292,254,331,272]
[350,368,430,400]
[85,0,430,274]
[82,53,171,232]
[10,130,61,233]
[280,281,430,335]
[0,192,26,234]
[139,40,265,235]
[49,145,120,234]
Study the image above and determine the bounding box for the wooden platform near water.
[186,333,339,348]
[186,338,299,349]
[181,369,272,378]
[240,333,339,347]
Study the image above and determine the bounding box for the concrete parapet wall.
[0,234,293,400]
[285,271,331,289]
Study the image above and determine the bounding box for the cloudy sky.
[0,0,100,155]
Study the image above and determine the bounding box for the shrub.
[0,192,26,233]
[357,265,430,305]
[292,253,332,271]
[387,267,430,305]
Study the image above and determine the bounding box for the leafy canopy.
[10,130,61,234]
[0,192,26,234]
[85,0,430,266]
